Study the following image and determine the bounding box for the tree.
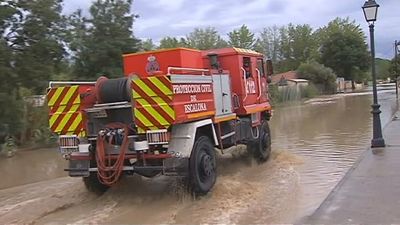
[227,24,255,49]
[185,27,227,50]
[297,61,337,93]
[0,2,20,92]
[159,36,182,49]
[140,38,156,51]
[69,0,140,79]
[318,19,370,87]
[375,58,391,80]
[0,0,63,138]
[254,26,281,62]
[289,24,318,65]
[276,24,317,72]
[315,18,363,44]
[11,0,66,93]
[316,18,370,87]
[389,54,400,80]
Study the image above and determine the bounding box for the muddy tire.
[83,173,109,195]
[248,121,271,163]
[189,136,217,196]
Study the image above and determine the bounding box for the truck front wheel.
[189,136,217,196]
[248,121,272,163]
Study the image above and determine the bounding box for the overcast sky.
[63,0,399,59]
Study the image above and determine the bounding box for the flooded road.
[0,90,398,224]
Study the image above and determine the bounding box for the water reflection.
[270,91,398,221]
[0,148,67,189]
[0,90,397,224]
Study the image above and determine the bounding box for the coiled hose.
[95,122,129,186]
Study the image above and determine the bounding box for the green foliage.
[227,25,255,49]
[159,36,186,49]
[254,24,318,73]
[375,58,391,80]
[69,0,140,79]
[0,91,24,137]
[318,18,370,83]
[0,0,380,147]
[254,26,280,62]
[25,104,56,146]
[297,61,337,93]
[267,84,282,104]
[300,83,319,98]
[185,27,227,50]
[13,0,66,94]
[140,38,156,51]
[268,83,318,104]
[278,24,318,72]
[389,54,400,80]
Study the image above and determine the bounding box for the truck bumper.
[66,153,188,177]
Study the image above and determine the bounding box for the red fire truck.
[47,47,273,195]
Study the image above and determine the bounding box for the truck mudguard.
[168,118,218,157]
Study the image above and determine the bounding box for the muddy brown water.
[0,90,398,224]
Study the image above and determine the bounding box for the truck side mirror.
[267,77,272,84]
[266,59,274,76]
[207,53,219,70]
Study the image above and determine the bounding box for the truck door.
[256,58,268,103]
[242,57,257,99]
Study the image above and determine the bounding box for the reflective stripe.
[148,77,173,97]
[132,76,175,133]
[46,85,85,137]
[136,98,169,125]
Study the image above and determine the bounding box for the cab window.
[243,57,252,78]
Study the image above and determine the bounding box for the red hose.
[95,123,129,186]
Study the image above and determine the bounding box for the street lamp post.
[395,40,399,98]
[362,0,385,148]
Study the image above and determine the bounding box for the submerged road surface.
[0,90,398,224]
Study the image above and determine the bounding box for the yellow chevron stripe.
[132,76,176,132]
[49,103,81,132]
[79,130,86,137]
[136,98,169,125]
[61,86,78,105]
[152,96,175,119]
[135,79,174,117]
[132,90,140,99]
[134,109,154,127]
[49,114,60,128]
[68,113,82,132]
[134,79,158,97]
[52,105,66,113]
[71,104,80,112]
[72,88,80,104]
[48,87,64,106]
[148,77,173,97]
[134,79,174,120]
[137,127,146,134]
[55,112,73,132]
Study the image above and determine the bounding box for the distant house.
[24,95,46,107]
[271,71,308,87]
[271,71,300,85]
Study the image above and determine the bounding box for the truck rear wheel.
[248,121,271,163]
[83,172,109,195]
[189,136,217,196]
